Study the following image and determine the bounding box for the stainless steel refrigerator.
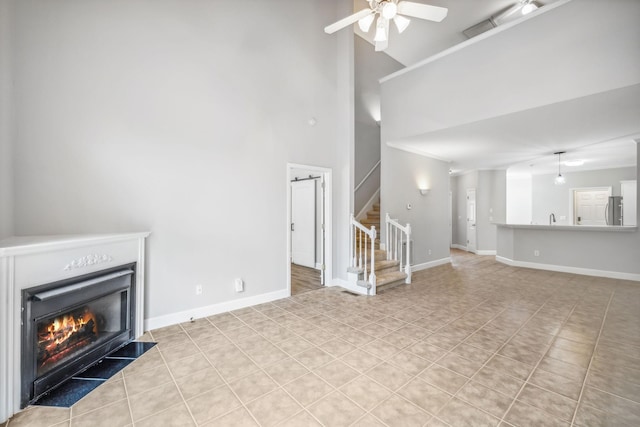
[605,196,623,225]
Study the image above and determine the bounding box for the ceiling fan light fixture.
[381,2,398,20]
[374,18,388,42]
[521,1,538,15]
[358,13,375,32]
[393,15,411,33]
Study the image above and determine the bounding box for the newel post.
[405,223,412,284]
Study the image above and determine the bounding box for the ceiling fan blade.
[324,8,374,34]
[397,1,448,22]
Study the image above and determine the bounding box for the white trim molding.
[145,289,290,331]
[476,250,497,256]
[412,257,451,272]
[496,256,640,282]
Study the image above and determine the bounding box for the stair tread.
[376,271,407,287]
[375,259,400,269]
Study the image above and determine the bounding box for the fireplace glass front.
[22,264,135,406]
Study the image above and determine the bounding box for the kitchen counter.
[494,223,637,232]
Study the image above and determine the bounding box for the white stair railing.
[385,213,412,284]
[349,213,377,292]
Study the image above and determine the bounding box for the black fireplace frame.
[21,263,136,407]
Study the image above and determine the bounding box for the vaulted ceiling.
[353,0,639,174]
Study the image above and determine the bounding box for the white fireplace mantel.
[0,232,150,423]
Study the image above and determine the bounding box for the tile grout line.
[123,337,153,427]
[569,289,615,427]
[184,315,267,426]
[147,327,201,427]
[498,294,593,425]
[432,296,557,423]
[209,308,335,426]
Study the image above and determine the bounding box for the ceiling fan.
[324,0,448,52]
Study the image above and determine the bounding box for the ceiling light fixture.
[358,14,375,32]
[324,1,448,52]
[554,151,566,185]
[521,0,538,15]
[381,1,398,19]
[393,14,411,33]
[374,17,388,42]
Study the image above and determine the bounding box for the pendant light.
[554,151,566,185]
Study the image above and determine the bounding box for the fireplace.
[21,264,136,406]
[0,232,149,422]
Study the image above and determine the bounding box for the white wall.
[380,0,640,142]
[506,175,533,224]
[10,0,353,323]
[477,170,506,252]
[380,146,451,266]
[354,36,403,214]
[0,0,13,240]
[451,170,505,252]
[531,167,636,225]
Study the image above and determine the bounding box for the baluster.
[393,227,397,261]
[385,213,391,260]
[349,216,354,268]
[399,231,403,272]
[406,223,412,283]
[370,226,377,286]
[358,229,362,269]
[363,233,368,281]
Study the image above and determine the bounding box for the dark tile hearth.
[33,341,156,408]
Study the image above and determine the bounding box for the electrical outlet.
[534,250,540,257]
[235,278,244,293]
[195,284,203,295]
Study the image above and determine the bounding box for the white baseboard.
[476,250,497,256]
[144,289,290,331]
[412,257,451,272]
[356,188,380,221]
[496,256,640,282]
[450,244,495,256]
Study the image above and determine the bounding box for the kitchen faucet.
[549,213,556,225]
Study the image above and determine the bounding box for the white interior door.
[291,180,316,268]
[574,189,609,225]
[466,189,477,253]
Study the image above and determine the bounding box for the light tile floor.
[5,250,640,426]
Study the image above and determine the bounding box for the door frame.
[466,188,477,253]
[286,163,332,296]
[569,186,611,225]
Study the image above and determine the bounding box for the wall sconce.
[419,188,430,196]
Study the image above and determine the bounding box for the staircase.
[349,203,410,295]
[372,250,408,293]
